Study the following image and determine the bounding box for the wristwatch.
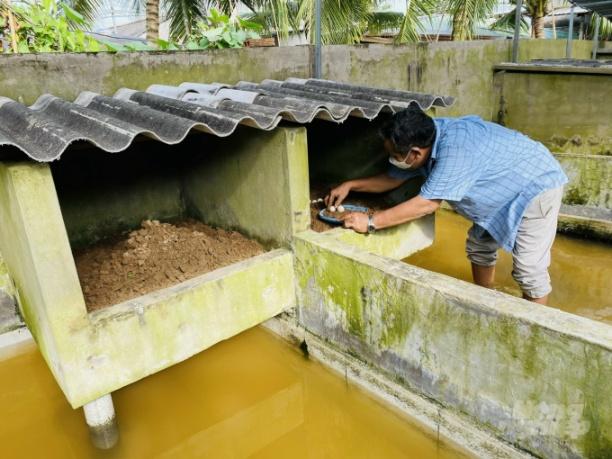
[367,215,376,234]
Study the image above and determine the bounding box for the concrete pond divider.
[292,230,612,458]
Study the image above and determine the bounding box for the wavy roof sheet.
[571,0,612,19]
[0,78,453,162]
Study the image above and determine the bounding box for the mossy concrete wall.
[555,153,612,209]
[494,70,612,155]
[184,127,310,247]
[295,231,612,459]
[0,47,311,106]
[0,40,593,114]
[323,40,593,120]
[0,159,297,408]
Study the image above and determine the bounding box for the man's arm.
[373,195,440,228]
[341,195,440,233]
[326,173,406,207]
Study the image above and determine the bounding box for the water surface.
[0,327,469,458]
[405,210,612,325]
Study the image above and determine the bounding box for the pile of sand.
[75,220,264,311]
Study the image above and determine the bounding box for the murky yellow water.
[0,327,469,459]
[405,210,612,325]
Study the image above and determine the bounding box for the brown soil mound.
[75,220,265,311]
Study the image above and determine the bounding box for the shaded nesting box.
[0,126,304,408]
[304,116,434,260]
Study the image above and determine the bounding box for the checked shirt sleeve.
[419,125,480,202]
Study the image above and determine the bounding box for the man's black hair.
[379,103,436,153]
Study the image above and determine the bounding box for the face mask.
[389,153,416,170]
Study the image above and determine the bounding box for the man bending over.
[326,105,567,305]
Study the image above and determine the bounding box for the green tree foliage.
[185,8,262,49]
[491,0,550,39]
[236,0,435,45]
[0,0,101,52]
[447,0,498,40]
[588,12,612,41]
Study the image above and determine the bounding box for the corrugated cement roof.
[571,0,612,19]
[0,78,453,162]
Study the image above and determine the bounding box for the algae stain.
[564,186,590,206]
[581,347,612,458]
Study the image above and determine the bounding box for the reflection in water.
[405,210,612,325]
[0,327,469,459]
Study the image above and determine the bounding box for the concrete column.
[83,394,119,449]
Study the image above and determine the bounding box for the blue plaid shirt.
[388,116,568,251]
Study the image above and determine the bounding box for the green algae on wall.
[0,254,14,296]
[295,231,612,459]
[556,153,612,209]
[496,72,612,155]
[517,39,594,62]
[0,40,597,114]
[323,40,594,122]
[0,47,311,105]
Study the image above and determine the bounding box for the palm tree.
[447,0,498,40]
[492,0,550,39]
[241,0,436,45]
[66,0,103,22]
[525,0,548,38]
[146,0,159,41]
[65,0,436,45]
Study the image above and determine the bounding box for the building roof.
[0,78,453,162]
[571,0,612,19]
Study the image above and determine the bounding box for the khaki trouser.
[465,187,564,298]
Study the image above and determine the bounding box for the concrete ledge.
[311,214,434,260]
[494,63,612,75]
[295,231,612,459]
[66,249,296,407]
[558,208,612,242]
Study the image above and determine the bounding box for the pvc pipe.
[512,0,524,63]
[314,0,322,78]
[83,394,119,449]
[566,5,575,59]
[592,17,600,60]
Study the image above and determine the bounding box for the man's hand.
[325,182,352,207]
[340,212,369,233]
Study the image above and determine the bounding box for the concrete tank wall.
[0,40,594,117]
[295,230,612,459]
[494,70,612,156]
